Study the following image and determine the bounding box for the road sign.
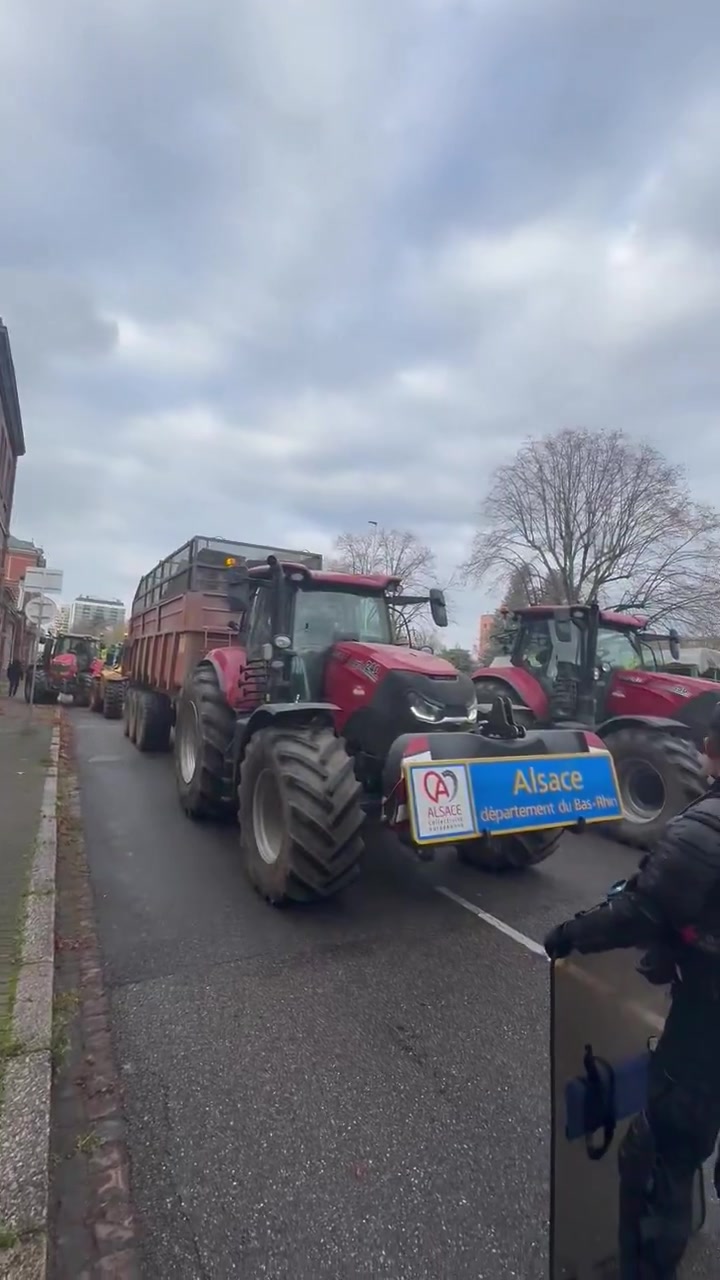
[404,751,623,845]
[24,595,57,626]
[23,567,63,594]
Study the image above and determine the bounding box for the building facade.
[476,612,496,658]
[69,595,126,634]
[0,321,27,671]
[1,536,46,666]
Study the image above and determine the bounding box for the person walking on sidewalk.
[6,657,23,697]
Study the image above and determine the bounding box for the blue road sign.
[405,751,622,845]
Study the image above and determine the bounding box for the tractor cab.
[232,557,475,792]
[508,604,657,723]
[237,557,449,703]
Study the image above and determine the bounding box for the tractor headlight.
[408,692,444,724]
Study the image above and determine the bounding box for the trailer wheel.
[103,680,125,721]
[135,691,172,752]
[123,688,135,739]
[174,665,235,818]
[239,724,365,905]
[128,689,141,744]
[601,728,707,849]
[457,827,562,872]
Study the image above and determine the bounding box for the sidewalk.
[0,695,58,1275]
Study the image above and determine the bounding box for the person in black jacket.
[6,657,23,697]
[545,709,720,1279]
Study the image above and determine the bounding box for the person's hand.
[544,922,575,961]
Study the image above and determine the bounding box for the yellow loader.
[89,643,127,720]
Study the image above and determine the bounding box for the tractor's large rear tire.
[601,728,707,849]
[103,680,125,721]
[457,827,562,872]
[174,665,235,818]
[239,724,365,905]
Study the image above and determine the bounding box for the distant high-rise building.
[69,594,125,634]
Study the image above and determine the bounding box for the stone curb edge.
[0,710,61,1278]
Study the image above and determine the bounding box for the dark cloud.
[1,0,719,643]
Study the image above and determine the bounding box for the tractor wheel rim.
[253,768,284,865]
[619,758,666,823]
[178,704,200,784]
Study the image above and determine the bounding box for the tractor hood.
[333,641,461,678]
[51,653,78,677]
[612,668,720,745]
[614,668,720,701]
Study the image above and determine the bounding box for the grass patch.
[0,1038,26,1061]
[0,917,25,1106]
[50,989,79,1072]
[0,1224,19,1250]
[75,1130,100,1155]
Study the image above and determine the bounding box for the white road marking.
[436,885,548,958]
[87,755,124,765]
[438,887,666,1032]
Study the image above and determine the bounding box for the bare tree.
[331,526,445,642]
[464,428,720,633]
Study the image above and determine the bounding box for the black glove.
[544,921,575,961]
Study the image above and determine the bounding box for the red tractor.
[25,632,103,706]
[472,602,720,846]
[123,537,623,905]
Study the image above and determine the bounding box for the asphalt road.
[72,711,719,1279]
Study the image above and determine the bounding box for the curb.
[0,713,60,1278]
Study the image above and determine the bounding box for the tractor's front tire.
[174,665,235,818]
[602,728,707,849]
[239,724,365,905]
[457,827,562,872]
[90,681,103,714]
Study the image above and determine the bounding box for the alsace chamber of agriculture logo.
[422,769,459,804]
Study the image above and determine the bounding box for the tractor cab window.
[293,590,392,650]
[246,587,274,653]
[596,627,645,672]
[515,617,581,682]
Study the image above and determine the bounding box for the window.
[293,590,392,650]
[247,587,274,650]
[515,616,582,680]
[596,627,644,671]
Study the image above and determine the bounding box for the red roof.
[247,563,400,591]
[512,604,648,629]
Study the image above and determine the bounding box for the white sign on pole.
[23,567,64,594]
[24,595,58,627]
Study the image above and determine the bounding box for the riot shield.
[550,951,707,1279]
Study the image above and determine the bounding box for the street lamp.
[368,520,378,573]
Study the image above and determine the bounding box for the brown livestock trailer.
[123,535,323,750]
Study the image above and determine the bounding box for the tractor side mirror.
[668,628,680,662]
[429,588,448,629]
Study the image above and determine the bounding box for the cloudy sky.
[2,0,720,648]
